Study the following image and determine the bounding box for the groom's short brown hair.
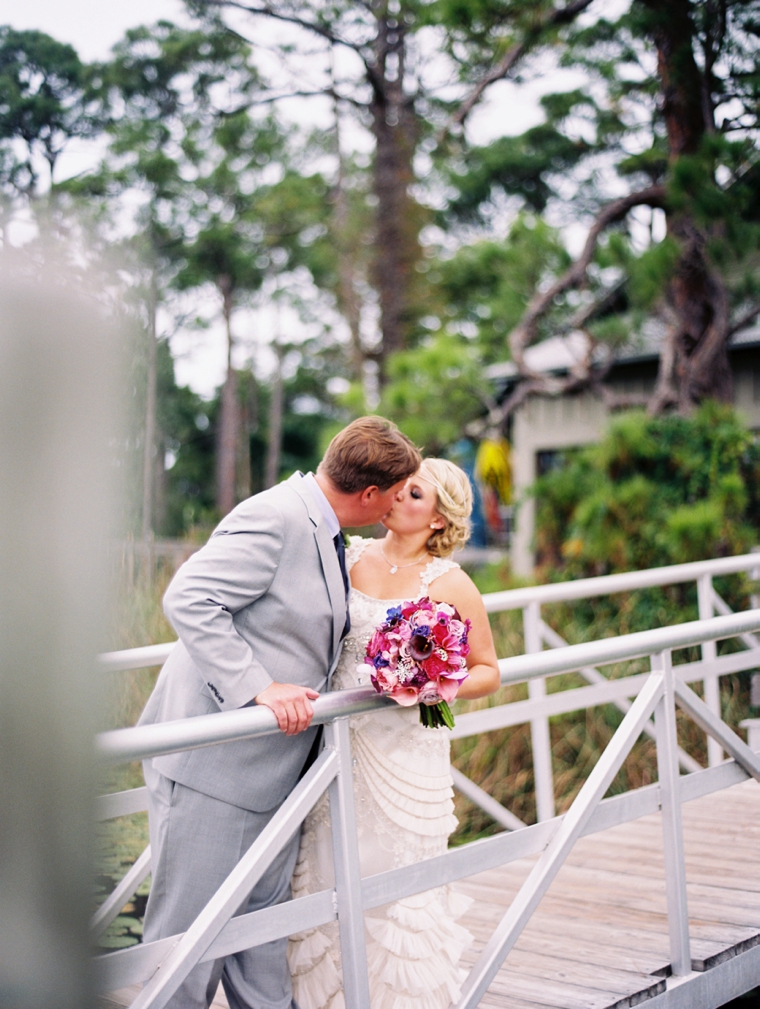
[319,416,420,493]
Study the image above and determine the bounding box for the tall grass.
[96,564,178,948]
[449,564,755,843]
[104,564,176,730]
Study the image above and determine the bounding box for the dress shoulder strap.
[419,555,460,595]
[345,535,373,572]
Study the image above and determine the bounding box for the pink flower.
[422,649,451,677]
[418,681,442,706]
[390,685,420,706]
[436,676,461,702]
[372,667,400,693]
[366,628,389,658]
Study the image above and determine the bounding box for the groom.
[138,416,420,1009]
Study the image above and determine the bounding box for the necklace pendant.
[389,565,398,574]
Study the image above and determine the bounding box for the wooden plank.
[461,966,663,1009]
[99,982,230,1008]
[511,929,671,978]
[470,947,663,996]
[453,781,760,1007]
[691,931,760,972]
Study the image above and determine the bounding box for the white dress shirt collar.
[301,471,340,538]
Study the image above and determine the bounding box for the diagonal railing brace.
[674,680,760,782]
[453,671,666,1009]
[129,748,339,1009]
[540,618,701,774]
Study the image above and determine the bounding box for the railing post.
[652,650,691,976]
[524,602,555,821]
[697,574,723,766]
[325,717,371,1008]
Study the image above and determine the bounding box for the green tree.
[434,215,571,364]
[0,26,97,202]
[155,340,217,535]
[174,110,334,511]
[191,0,594,378]
[439,0,760,417]
[378,333,489,453]
[66,21,263,532]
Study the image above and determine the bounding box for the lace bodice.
[334,536,460,693]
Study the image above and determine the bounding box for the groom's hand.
[255,682,320,735]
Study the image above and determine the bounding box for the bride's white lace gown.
[287,537,473,1009]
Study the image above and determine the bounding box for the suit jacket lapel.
[289,474,347,657]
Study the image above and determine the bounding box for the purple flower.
[409,632,435,662]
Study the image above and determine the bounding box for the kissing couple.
[138,416,500,1009]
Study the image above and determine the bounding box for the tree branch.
[202,0,365,58]
[201,0,388,103]
[221,88,366,112]
[508,185,667,381]
[728,302,760,338]
[439,0,596,143]
[643,303,680,415]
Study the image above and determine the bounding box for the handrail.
[100,642,175,671]
[97,687,397,764]
[495,608,760,682]
[482,552,760,611]
[97,553,760,672]
[96,608,760,765]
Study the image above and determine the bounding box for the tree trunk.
[237,372,252,502]
[332,99,365,381]
[640,0,733,411]
[265,342,284,489]
[367,13,423,374]
[216,277,239,515]
[141,271,158,542]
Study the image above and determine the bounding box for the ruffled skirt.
[288,709,472,1009]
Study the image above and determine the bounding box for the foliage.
[378,333,486,452]
[0,26,98,198]
[533,403,760,579]
[433,215,571,362]
[156,340,217,534]
[437,0,760,412]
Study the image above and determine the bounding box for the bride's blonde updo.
[419,458,473,558]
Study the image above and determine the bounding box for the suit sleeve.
[162,499,284,710]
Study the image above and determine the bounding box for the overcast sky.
[3,0,190,60]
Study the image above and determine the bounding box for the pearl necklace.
[380,543,429,574]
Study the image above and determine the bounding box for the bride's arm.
[431,569,500,700]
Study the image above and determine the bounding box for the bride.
[288,458,500,1009]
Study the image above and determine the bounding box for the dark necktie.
[333,531,351,637]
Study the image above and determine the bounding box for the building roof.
[484,319,760,385]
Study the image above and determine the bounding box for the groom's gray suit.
[139,472,348,1009]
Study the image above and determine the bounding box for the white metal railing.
[103,553,760,825]
[94,604,760,1009]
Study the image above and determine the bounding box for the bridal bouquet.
[358,596,471,729]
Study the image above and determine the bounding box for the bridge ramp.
[456,778,760,1008]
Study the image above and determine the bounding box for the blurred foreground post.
[0,264,117,1009]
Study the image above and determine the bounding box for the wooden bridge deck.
[101,777,760,1009]
[456,777,760,1008]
